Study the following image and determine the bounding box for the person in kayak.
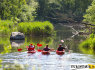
[28,44,35,51]
[57,44,65,51]
[43,44,51,51]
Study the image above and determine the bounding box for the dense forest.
[0,0,38,22]
[0,0,93,23]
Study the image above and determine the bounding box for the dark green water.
[0,24,95,70]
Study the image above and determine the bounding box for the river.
[0,24,95,70]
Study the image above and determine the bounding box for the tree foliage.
[36,0,92,23]
[0,0,93,23]
[83,0,95,24]
[0,0,38,22]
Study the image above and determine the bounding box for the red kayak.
[27,50,36,53]
[56,50,65,55]
[41,51,50,55]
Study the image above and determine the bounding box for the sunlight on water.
[0,24,95,70]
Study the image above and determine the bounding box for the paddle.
[37,43,55,52]
[17,43,42,52]
[49,48,55,52]
[37,43,43,52]
[26,46,29,48]
[61,40,70,53]
[17,43,55,52]
[17,48,22,52]
[61,40,64,43]
[17,43,34,52]
[37,43,42,47]
[37,49,42,52]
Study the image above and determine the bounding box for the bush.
[18,21,54,36]
[79,34,95,54]
[0,20,14,35]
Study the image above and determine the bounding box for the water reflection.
[0,24,88,54]
[0,35,54,54]
[25,36,54,49]
[79,45,95,55]
[0,24,95,70]
[10,40,25,47]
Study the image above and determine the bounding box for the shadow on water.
[10,40,25,47]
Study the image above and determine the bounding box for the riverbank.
[18,21,54,36]
[79,33,95,55]
[0,20,54,36]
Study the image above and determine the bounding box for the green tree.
[0,0,38,22]
[36,0,50,20]
[0,0,26,20]
[36,0,92,23]
[83,0,95,24]
[19,0,38,22]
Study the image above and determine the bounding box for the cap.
[30,44,33,45]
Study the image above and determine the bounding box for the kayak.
[42,51,50,55]
[27,50,36,53]
[56,50,65,55]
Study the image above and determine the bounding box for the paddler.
[57,44,65,51]
[43,44,51,51]
[28,44,35,51]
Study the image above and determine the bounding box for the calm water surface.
[0,24,95,70]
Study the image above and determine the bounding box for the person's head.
[30,44,33,45]
[46,44,48,48]
[59,44,62,47]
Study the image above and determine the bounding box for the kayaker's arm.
[50,48,55,52]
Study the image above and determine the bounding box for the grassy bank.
[79,34,95,54]
[18,21,54,36]
[0,20,14,35]
[0,20,54,36]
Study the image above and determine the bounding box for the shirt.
[43,47,50,51]
[57,47,65,51]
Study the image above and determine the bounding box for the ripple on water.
[0,51,95,70]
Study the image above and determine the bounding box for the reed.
[18,21,54,36]
[79,33,95,54]
[0,20,54,36]
[0,20,14,35]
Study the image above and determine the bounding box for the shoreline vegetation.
[79,33,95,54]
[0,20,54,36]
[18,21,54,36]
[0,20,14,35]
[79,0,95,53]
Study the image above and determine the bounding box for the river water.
[0,24,95,70]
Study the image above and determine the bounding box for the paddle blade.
[61,40,64,43]
[26,46,29,48]
[37,43,39,46]
[37,44,42,47]
[37,49,42,52]
[17,49,22,51]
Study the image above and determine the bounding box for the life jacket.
[28,45,35,51]
[43,47,50,51]
[57,47,65,51]
[28,48,34,51]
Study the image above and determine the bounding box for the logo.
[88,64,95,69]
[70,64,95,70]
